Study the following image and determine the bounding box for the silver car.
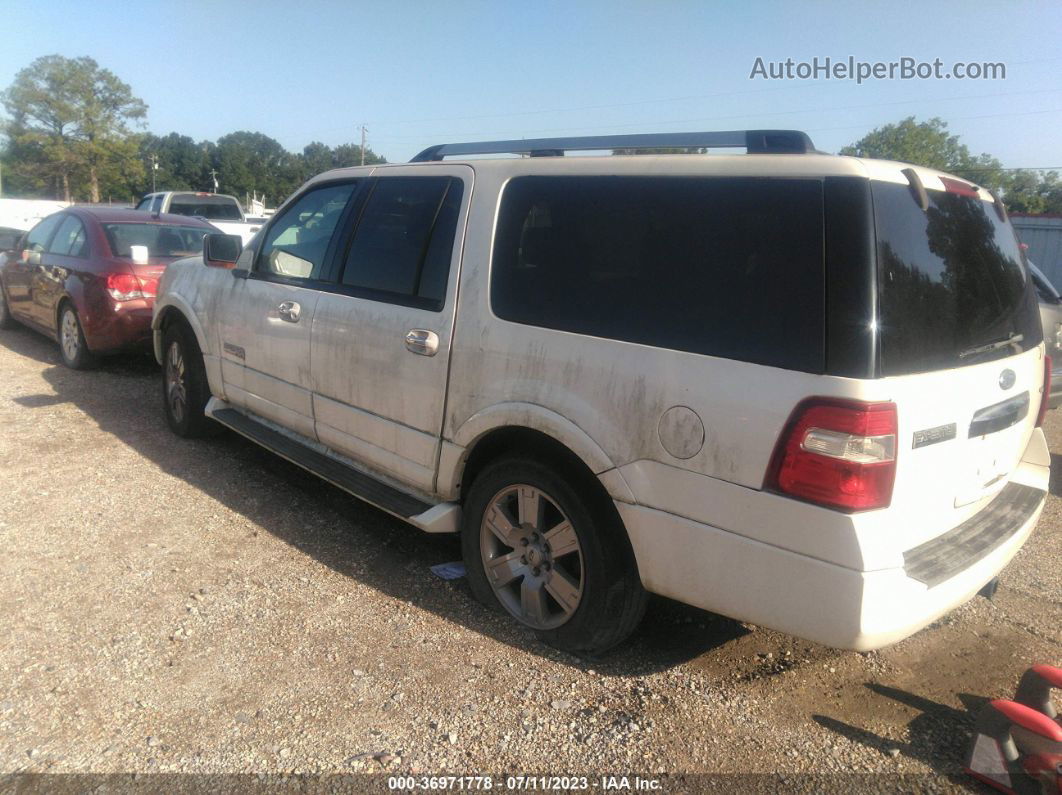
[1029,261,1062,408]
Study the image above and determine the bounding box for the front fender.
[152,292,209,365]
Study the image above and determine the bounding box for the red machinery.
[966,664,1062,794]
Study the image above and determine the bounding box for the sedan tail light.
[767,398,898,512]
[106,273,147,301]
[105,272,159,302]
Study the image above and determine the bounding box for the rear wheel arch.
[458,430,647,654]
[458,426,639,568]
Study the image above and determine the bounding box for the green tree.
[332,142,386,168]
[2,55,147,202]
[212,131,300,204]
[139,132,214,194]
[300,141,335,179]
[840,117,1007,192]
[1002,170,1062,215]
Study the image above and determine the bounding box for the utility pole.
[360,125,367,166]
[150,154,159,192]
[209,168,219,193]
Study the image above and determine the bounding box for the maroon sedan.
[0,208,215,368]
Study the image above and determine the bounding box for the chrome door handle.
[277,300,301,322]
[405,329,439,356]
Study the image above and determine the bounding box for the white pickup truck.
[135,192,263,245]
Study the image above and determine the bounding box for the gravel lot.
[1,324,1059,790]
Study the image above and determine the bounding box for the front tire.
[462,456,647,655]
[57,304,97,369]
[161,321,213,437]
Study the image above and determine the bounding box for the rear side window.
[491,176,825,372]
[135,197,153,211]
[340,177,463,310]
[873,182,1040,375]
[49,216,89,257]
[25,214,64,253]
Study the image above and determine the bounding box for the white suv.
[152,130,1050,655]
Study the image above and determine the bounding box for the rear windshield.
[103,224,209,258]
[168,195,243,221]
[873,181,1040,375]
[491,176,825,372]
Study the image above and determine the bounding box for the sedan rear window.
[873,182,1041,375]
[103,224,210,258]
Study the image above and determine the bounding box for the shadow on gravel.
[1,325,748,675]
[813,682,990,781]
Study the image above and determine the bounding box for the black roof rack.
[410,130,815,162]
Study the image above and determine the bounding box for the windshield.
[168,195,243,221]
[873,181,1041,375]
[103,224,210,258]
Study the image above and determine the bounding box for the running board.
[208,402,460,532]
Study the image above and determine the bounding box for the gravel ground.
[0,324,1059,791]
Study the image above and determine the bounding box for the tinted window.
[1028,262,1060,304]
[136,197,153,211]
[169,194,242,220]
[491,176,825,371]
[258,182,357,280]
[151,196,164,214]
[103,224,210,258]
[25,214,64,253]
[340,177,461,308]
[0,228,22,250]
[49,216,89,257]
[873,182,1040,375]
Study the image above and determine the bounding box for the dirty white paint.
[657,405,705,460]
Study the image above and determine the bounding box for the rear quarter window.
[491,176,825,372]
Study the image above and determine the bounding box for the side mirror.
[130,245,150,265]
[24,249,41,266]
[204,233,242,269]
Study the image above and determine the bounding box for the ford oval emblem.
[999,369,1016,390]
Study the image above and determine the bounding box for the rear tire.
[57,303,97,369]
[161,320,213,438]
[462,456,647,656]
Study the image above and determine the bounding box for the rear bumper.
[618,457,1048,651]
[82,300,154,354]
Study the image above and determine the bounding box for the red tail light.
[1036,355,1051,428]
[767,398,898,512]
[137,275,159,298]
[105,272,145,301]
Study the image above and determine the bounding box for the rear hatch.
[869,172,1045,548]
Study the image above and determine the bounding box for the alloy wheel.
[60,309,80,362]
[165,340,187,424]
[479,484,584,630]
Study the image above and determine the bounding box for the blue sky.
[2,0,1060,167]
